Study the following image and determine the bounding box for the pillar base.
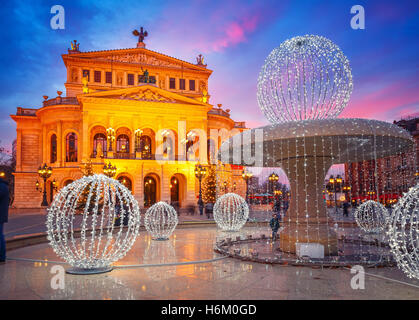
[279,223,338,256]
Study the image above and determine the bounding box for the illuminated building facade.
[11,35,246,209]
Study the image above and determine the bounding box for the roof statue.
[68,40,80,54]
[133,27,148,48]
[196,54,206,66]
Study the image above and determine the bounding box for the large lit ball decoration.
[387,184,419,279]
[144,201,178,240]
[354,200,388,233]
[46,174,141,274]
[213,193,249,231]
[257,35,353,123]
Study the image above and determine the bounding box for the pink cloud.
[341,77,419,121]
[207,14,261,52]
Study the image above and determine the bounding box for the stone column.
[279,156,338,255]
[82,111,89,162]
[42,126,47,163]
[57,121,62,166]
[16,129,22,171]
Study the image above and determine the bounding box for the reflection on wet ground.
[1,227,418,300]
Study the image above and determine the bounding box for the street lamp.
[134,128,143,158]
[106,127,115,152]
[241,169,253,203]
[329,175,343,214]
[268,172,279,193]
[223,181,228,193]
[195,163,207,216]
[37,163,52,206]
[103,162,117,178]
[343,184,351,204]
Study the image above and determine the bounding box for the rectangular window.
[169,78,176,89]
[179,79,185,90]
[94,71,101,83]
[138,74,157,84]
[82,70,90,81]
[127,74,134,85]
[189,80,195,91]
[105,72,112,84]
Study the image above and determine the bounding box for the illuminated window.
[144,176,157,207]
[179,79,185,90]
[139,136,152,159]
[94,71,101,83]
[105,72,112,84]
[93,133,107,156]
[50,134,57,163]
[118,176,132,191]
[116,134,130,153]
[127,74,134,85]
[189,80,195,91]
[169,78,176,89]
[82,70,90,81]
[66,133,78,162]
[170,176,179,204]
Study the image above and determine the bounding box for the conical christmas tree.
[202,165,216,204]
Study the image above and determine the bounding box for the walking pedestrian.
[269,213,280,242]
[0,174,9,263]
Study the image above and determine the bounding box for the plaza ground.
[1,226,418,300]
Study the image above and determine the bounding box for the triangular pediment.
[64,47,209,72]
[78,84,209,106]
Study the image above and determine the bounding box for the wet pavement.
[1,227,418,300]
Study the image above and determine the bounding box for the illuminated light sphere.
[213,193,249,232]
[46,174,141,274]
[354,200,388,233]
[387,184,419,279]
[257,35,353,123]
[144,201,178,240]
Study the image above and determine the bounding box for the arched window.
[118,176,132,191]
[50,134,57,163]
[116,134,130,153]
[170,176,179,204]
[140,136,152,159]
[144,176,157,207]
[93,133,107,156]
[163,136,174,157]
[207,138,216,163]
[66,133,78,162]
[63,179,73,187]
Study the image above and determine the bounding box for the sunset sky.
[0,0,418,151]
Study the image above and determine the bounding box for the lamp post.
[241,169,253,204]
[103,162,117,178]
[37,163,52,207]
[223,181,228,193]
[195,163,207,216]
[134,128,143,159]
[268,172,279,194]
[343,185,351,203]
[329,175,343,214]
[106,127,115,152]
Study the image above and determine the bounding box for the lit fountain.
[218,35,414,257]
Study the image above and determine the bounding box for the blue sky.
[0,0,418,151]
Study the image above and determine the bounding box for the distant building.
[10,33,246,209]
[345,114,418,205]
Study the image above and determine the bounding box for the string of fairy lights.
[257,35,353,124]
[215,34,417,271]
[144,201,178,240]
[213,193,249,232]
[44,34,417,276]
[46,174,141,273]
